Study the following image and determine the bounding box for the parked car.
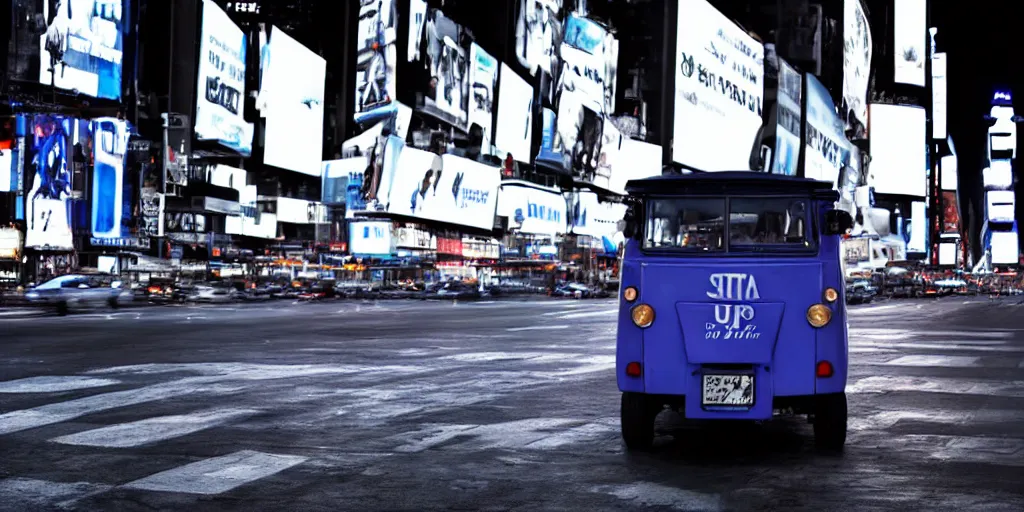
[24,274,127,315]
[846,279,877,305]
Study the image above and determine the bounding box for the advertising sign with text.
[497,182,566,236]
[673,0,764,171]
[388,152,500,231]
[195,0,254,155]
[803,74,850,186]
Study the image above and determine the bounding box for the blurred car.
[141,277,189,303]
[187,285,240,303]
[24,274,127,315]
[425,281,481,300]
[846,279,877,305]
[298,280,338,301]
[554,282,593,299]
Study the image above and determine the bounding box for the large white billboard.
[991,231,1019,265]
[38,0,125,100]
[386,150,501,231]
[843,0,872,130]
[195,0,254,155]
[350,221,394,256]
[495,63,534,163]
[468,43,499,146]
[258,26,326,176]
[672,0,764,171]
[893,0,926,87]
[868,104,926,197]
[568,191,626,240]
[804,74,850,186]
[986,191,1015,223]
[940,153,958,190]
[932,53,947,139]
[497,182,566,237]
[983,160,1013,190]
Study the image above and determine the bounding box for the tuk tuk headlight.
[824,287,839,303]
[623,286,638,302]
[631,304,655,328]
[807,304,832,328]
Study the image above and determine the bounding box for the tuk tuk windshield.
[643,196,816,254]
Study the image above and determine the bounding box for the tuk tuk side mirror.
[824,209,854,236]
[620,202,641,239]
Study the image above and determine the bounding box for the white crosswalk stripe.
[50,408,261,448]
[123,450,308,495]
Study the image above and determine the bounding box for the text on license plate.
[701,374,754,406]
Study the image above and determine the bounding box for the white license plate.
[701,374,755,406]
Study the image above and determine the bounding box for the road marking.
[0,310,45,317]
[919,330,1016,339]
[0,478,111,509]
[123,450,308,495]
[850,409,1024,432]
[1,364,374,435]
[554,308,618,320]
[849,347,899,354]
[50,408,260,448]
[591,483,723,512]
[848,375,1024,398]
[848,304,900,313]
[882,355,982,368]
[0,376,120,394]
[871,435,1024,467]
[506,325,570,332]
[852,341,1024,353]
[392,418,583,453]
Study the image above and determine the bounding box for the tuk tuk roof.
[625,172,839,200]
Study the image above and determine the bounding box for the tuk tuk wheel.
[813,392,848,451]
[621,392,659,450]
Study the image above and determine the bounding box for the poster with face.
[558,14,618,114]
[355,0,398,125]
[468,43,499,148]
[416,8,469,128]
[515,0,563,76]
[556,89,603,182]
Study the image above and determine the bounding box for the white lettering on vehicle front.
[705,273,761,340]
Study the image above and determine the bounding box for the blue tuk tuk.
[616,172,854,451]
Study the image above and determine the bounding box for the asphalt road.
[1,296,1023,511]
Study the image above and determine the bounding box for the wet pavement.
[1,297,1023,511]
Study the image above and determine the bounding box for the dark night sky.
[933,1,1022,249]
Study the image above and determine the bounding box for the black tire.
[108,297,120,309]
[55,301,69,316]
[621,392,659,450]
[813,392,848,451]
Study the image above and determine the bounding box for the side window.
[61,278,86,289]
